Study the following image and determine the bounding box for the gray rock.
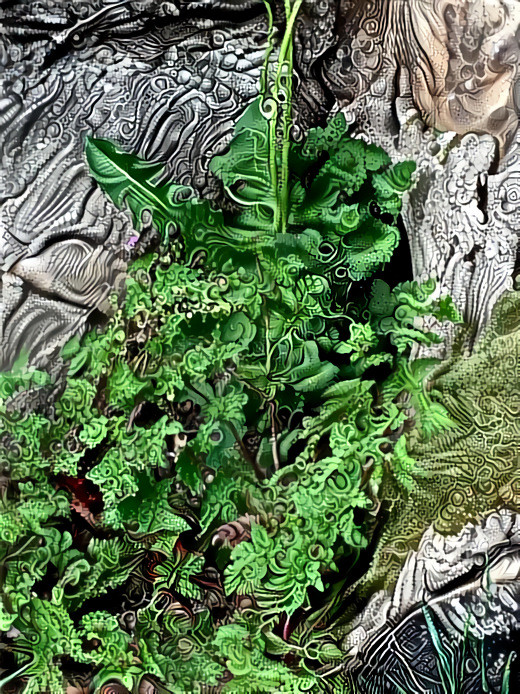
[0,0,267,367]
[339,511,520,692]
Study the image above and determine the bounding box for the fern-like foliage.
[0,2,458,692]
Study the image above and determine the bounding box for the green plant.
[0,1,457,692]
[423,606,516,694]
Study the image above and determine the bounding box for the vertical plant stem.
[500,651,516,694]
[263,0,302,235]
[260,0,302,471]
[260,0,276,97]
[270,401,280,470]
[277,0,302,234]
[262,0,279,214]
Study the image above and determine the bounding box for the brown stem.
[228,421,267,481]
[269,401,280,471]
[283,614,291,641]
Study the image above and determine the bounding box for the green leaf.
[85,137,214,242]
[210,97,276,214]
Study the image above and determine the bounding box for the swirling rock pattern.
[0,0,267,368]
[339,510,520,693]
[2,0,520,364]
[319,0,520,348]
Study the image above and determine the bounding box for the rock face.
[3,1,520,368]
[2,0,520,689]
[0,0,267,368]
[320,0,520,347]
[340,510,520,693]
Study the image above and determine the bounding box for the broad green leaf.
[85,137,215,242]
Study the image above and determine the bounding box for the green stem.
[260,1,276,97]
[0,661,33,691]
[258,0,302,473]
[276,0,302,234]
[262,1,279,223]
[263,0,302,235]
[270,401,280,471]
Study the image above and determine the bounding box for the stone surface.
[339,511,520,692]
[321,0,520,348]
[0,0,267,367]
[3,1,520,367]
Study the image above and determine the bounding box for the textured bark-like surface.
[3,1,520,368]
[339,510,520,693]
[0,0,267,368]
[319,0,520,347]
